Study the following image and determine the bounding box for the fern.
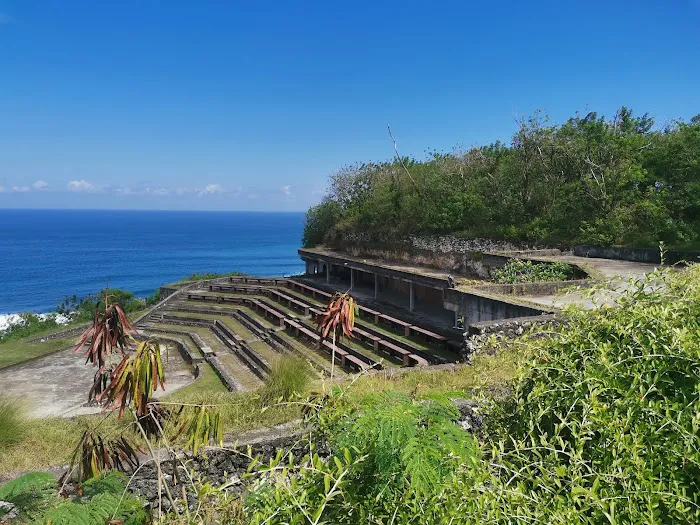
[0,472,57,518]
[35,472,147,525]
[329,391,480,498]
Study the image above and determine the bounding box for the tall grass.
[0,396,27,450]
[260,356,312,405]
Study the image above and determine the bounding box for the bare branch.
[387,124,425,196]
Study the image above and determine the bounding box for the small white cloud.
[281,185,292,195]
[247,193,259,200]
[197,184,224,197]
[146,187,170,196]
[32,180,48,190]
[67,180,95,192]
[12,185,30,193]
[0,185,5,193]
[116,187,133,195]
[175,188,190,196]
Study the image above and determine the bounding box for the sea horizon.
[0,208,306,315]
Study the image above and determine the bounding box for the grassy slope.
[0,344,522,476]
[0,309,148,370]
[0,337,75,370]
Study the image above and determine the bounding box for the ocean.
[0,209,306,315]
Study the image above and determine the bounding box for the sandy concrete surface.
[0,340,195,418]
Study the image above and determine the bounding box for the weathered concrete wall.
[443,288,549,327]
[158,286,181,299]
[574,245,700,265]
[468,279,596,297]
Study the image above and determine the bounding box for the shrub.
[492,258,573,283]
[260,356,312,405]
[0,396,27,450]
[243,266,700,523]
[0,471,57,519]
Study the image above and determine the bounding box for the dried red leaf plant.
[316,291,357,382]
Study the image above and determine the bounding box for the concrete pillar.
[326,262,331,284]
[305,260,311,275]
[409,281,415,312]
[350,268,355,290]
[374,274,379,299]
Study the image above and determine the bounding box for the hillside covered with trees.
[303,108,700,248]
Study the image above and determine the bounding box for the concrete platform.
[0,340,196,419]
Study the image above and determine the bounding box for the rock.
[0,500,19,522]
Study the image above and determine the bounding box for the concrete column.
[374,274,379,299]
[409,281,415,312]
[326,262,331,284]
[350,268,355,289]
[305,260,311,275]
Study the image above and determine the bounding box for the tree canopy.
[303,108,700,248]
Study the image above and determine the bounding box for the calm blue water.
[0,209,306,314]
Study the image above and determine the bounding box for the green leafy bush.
[246,390,480,523]
[303,108,700,247]
[0,472,57,519]
[241,266,700,523]
[41,472,148,525]
[0,471,147,524]
[492,258,573,283]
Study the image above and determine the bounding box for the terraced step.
[271,331,344,377]
[143,321,224,354]
[209,353,260,391]
[212,321,270,380]
[140,330,205,363]
[163,310,257,341]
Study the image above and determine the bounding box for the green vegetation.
[0,336,74,369]
[56,287,158,321]
[0,396,27,450]
[214,265,700,524]
[304,108,700,248]
[260,355,313,404]
[492,258,574,283]
[0,471,147,524]
[176,270,245,283]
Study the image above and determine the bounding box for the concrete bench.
[271,290,311,315]
[252,301,286,327]
[343,353,369,372]
[408,354,429,366]
[352,326,382,352]
[287,281,332,300]
[379,314,413,337]
[377,339,412,365]
[408,325,448,345]
[358,306,381,323]
[285,319,321,343]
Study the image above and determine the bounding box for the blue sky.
[1,1,699,211]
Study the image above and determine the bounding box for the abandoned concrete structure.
[298,247,550,329]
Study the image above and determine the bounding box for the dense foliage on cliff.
[303,108,700,248]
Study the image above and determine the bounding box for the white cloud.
[12,185,30,193]
[197,184,224,197]
[67,180,95,192]
[0,185,5,193]
[175,188,190,196]
[32,180,48,190]
[281,185,292,195]
[146,187,170,196]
